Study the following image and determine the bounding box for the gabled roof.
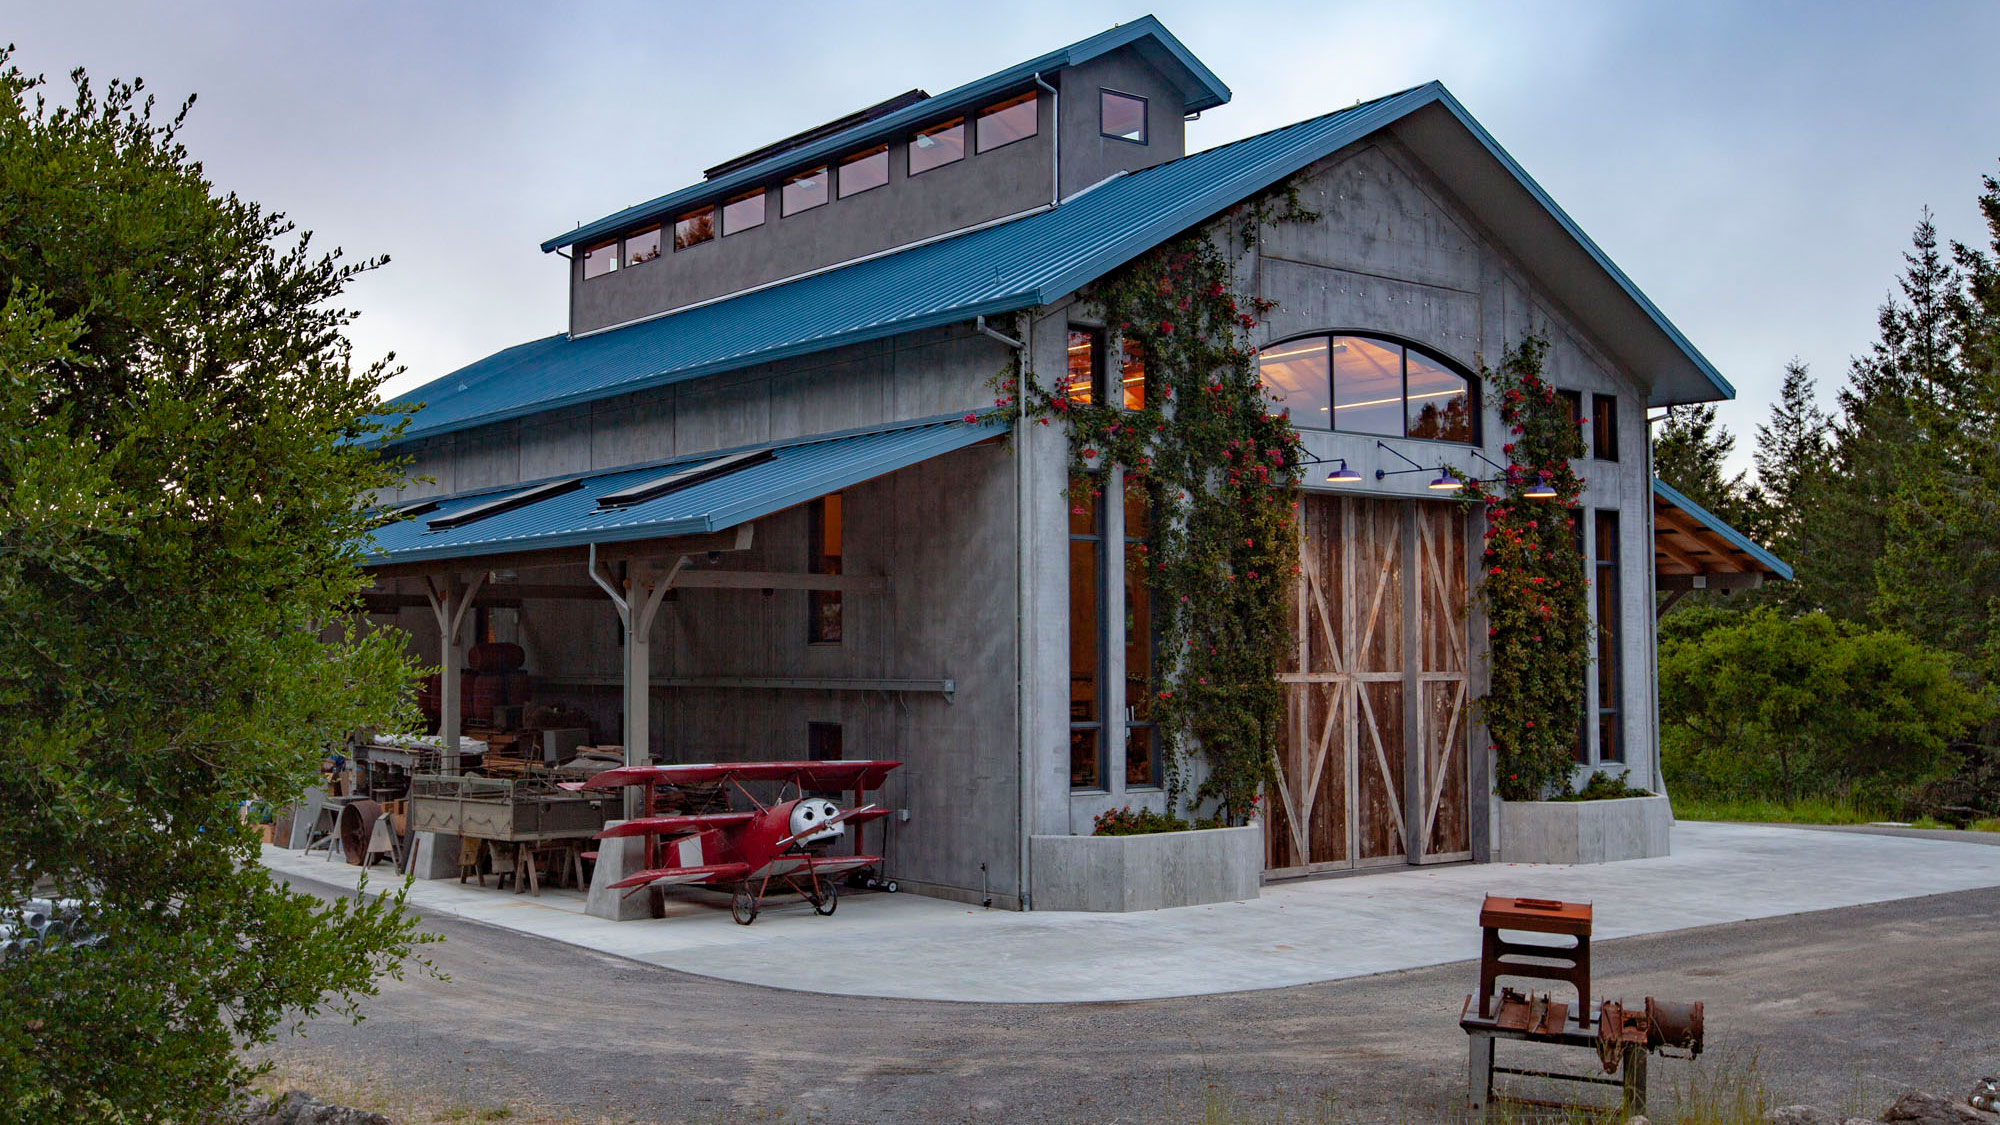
[388,82,1732,447]
[1652,477,1792,581]
[365,413,1004,567]
[542,15,1230,255]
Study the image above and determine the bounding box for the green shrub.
[1092,806,1221,836]
[1659,608,1991,804]
[1552,771,1654,801]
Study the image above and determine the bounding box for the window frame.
[1068,478,1106,791]
[1256,330,1480,445]
[623,226,663,267]
[673,206,716,252]
[1594,508,1624,764]
[1099,89,1149,144]
[975,91,1040,154]
[837,144,891,199]
[582,238,620,279]
[907,117,966,176]
[1065,325,1102,406]
[782,166,831,216]
[1592,393,1620,462]
[721,189,766,236]
[1122,475,1160,789]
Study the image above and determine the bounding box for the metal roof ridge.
[540,15,1229,254]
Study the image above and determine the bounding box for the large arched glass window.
[1258,334,1476,443]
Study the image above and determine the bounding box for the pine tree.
[1653,401,1759,530]
[1749,360,1829,604]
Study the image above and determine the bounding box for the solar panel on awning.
[363,414,1005,567]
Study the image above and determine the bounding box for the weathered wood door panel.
[1268,495,1471,875]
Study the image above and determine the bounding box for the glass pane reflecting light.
[674,208,715,251]
[1405,349,1471,441]
[977,92,1038,152]
[624,227,661,266]
[1257,338,1330,425]
[1333,336,1405,436]
[1100,90,1147,143]
[838,146,889,198]
[908,118,965,175]
[722,190,765,235]
[783,167,829,215]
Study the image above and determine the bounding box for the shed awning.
[1652,477,1792,598]
[363,414,1005,569]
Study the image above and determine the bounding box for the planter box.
[1029,825,1261,911]
[1499,795,1672,864]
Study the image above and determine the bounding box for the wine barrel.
[337,799,383,866]
[466,672,499,725]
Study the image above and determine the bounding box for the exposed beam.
[1651,530,1713,574]
[1653,508,1748,573]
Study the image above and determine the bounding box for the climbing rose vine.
[1009,191,1315,822]
[1457,335,1592,800]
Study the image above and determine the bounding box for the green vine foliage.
[1458,336,1594,800]
[1011,196,1313,821]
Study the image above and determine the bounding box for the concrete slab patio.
[259,820,2000,1003]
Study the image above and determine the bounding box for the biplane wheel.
[811,877,838,916]
[730,884,758,926]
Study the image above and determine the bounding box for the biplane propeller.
[573,760,900,925]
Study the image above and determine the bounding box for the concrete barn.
[361,17,1783,909]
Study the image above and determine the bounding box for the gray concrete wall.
[569,97,1054,337]
[1497,795,1673,864]
[1055,50,1187,198]
[1029,825,1260,911]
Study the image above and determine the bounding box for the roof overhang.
[1652,476,1792,592]
[363,414,1005,571]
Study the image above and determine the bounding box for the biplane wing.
[608,862,754,890]
[581,760,901,792]
[594,812,756,840]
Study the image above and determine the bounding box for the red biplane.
[577,760,900,925]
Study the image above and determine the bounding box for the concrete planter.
[1029,824,1262,911]
[1499,795,1673,864]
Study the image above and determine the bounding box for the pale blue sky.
[6,1,1996,476]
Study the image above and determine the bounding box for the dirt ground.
[258,874,2000,1124]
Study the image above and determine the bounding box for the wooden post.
[590,547,683,819]
[424,572,486,774]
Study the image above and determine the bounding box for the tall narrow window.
[1100,90,1148,143]
[1124,478,1158,787]
[908,118,965,175]
[1592,394,1619,461]
[1065,327,1100,405]
[976,92,1038,152]
[1570,508,1589,764]
[1069,480,1102,789]
[582,239,619,279]
[674,207,715,251]
[1118,338,1146,410]
[722,189,765,235]
[1595,509,1623,763]
[838,145,889,198]
[809,493,843,645]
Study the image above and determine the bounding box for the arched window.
[1258,334,1476,443]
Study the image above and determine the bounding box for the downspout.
[977,312,1032,910]
[1645,411,1667,802]
[1033,72,1059,207]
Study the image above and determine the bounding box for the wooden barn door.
[1268,496,1471,875]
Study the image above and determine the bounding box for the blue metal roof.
[1652,476,1793,581]
[387,81,1733,446]
[543,15,1231,255]
[364,414,1004,567]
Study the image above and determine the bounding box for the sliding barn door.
[1268,496,1471,875]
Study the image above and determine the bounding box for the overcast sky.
[7,1,1996,477]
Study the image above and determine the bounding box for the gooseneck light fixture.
[1523,474,1559,500]
[1296,451,1363,484]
